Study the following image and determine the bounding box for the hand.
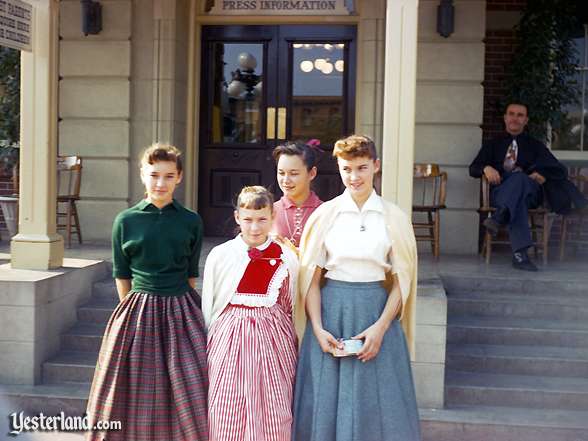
[313,326,342,354]
[483,166,501,185]
[353,321,387,362]
[529,171,546,185]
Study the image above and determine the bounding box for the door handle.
[277,107,287,140]
[267,107,276,140]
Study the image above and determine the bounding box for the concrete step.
[43,352,97,385]
[91,280,117,300]
[442,273,586,297]
[77,300,116,324]
[447,344,588,378]
[0,383,89,417]
[447,316,588,347]
[420,405,588,441]
[61,324,106,353]
[448,291,588,321]
[446,370,588,410]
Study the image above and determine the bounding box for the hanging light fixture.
[314,58,326,70]
[437,0,455,38]
[335,60,344,72]
[322,63,334,74]
[300,60,314,72]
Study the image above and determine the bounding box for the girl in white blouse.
[292,135,421,441]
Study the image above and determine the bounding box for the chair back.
[57,155,83,199]
[570,173,588,194]
[413,163,447,208]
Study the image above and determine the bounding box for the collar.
[137,198,181,212]
[281,191,322,209]
[338,189,383,214]
[234,234,273,252]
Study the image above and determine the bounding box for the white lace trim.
[230,255,289,308]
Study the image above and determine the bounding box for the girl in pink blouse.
[272,140,323,248]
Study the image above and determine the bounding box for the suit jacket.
[469,132,567,180]
[469,132,587,213]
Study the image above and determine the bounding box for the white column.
[11,0,64,269]
[380,0,419,215]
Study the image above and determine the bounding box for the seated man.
[469,102,567,271]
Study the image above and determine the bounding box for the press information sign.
[208,0,355,16]
[0,0,32,52]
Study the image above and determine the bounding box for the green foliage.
[503,0,581,141]
[0,140,19,175]
[0,47,20,144]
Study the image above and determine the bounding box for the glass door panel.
[291,43,346,146]
[210,43,264,144]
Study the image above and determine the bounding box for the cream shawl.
[295,194,418,359]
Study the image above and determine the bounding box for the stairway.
[421,273,588,441]
[0,279,116,416]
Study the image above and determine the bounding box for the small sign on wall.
[207,0,355,16]
[0,0,32,52]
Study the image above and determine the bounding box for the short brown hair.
[140,143,183,174]
[333,134,377,160]
[236,186,274,211]
[272,141,320,171]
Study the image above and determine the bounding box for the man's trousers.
[490,171,542,252]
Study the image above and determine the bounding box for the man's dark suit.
[469,133,566,252]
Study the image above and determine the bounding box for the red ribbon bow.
[248,248,263,260]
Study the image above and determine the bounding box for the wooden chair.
[478,175,554,265]
[412,163,447,258]
[56,155,83,247]
[559,174,588,260]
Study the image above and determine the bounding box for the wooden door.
[199,25,356,235]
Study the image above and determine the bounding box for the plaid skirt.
[86,290,208,441]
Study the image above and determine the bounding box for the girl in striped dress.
[202,186,299,441]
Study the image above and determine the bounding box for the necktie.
[503,139,518,172]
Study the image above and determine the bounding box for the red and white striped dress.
[207,241,298,441]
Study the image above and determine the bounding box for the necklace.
[282,199,312,246]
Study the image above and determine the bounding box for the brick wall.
[482,0,527,142]
[486,0,527,12]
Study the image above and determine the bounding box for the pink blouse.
[273,191,323,248]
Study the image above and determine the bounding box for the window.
[553,24,588,151]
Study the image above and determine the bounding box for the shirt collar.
[137,198,180,211]
[281,191,322,209]
[338,189,383,214]
[234,234,273,252]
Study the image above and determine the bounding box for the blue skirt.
[292,280,421,441]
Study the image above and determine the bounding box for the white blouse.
[317,190,393,282]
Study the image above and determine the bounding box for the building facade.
[9,0,588,263]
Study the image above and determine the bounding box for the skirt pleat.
[292,280,421,441]
[86,290,208,441]
[207,304,297,441]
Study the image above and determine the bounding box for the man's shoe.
[512,250,538,272]
[483,217,500,237]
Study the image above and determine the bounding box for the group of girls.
[85,134,421,441]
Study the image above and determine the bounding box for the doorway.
[199,25,356,235]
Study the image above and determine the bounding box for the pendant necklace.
[283,200,310,246]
